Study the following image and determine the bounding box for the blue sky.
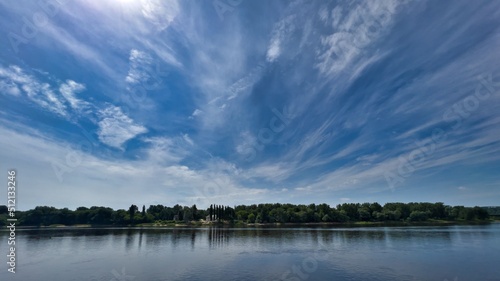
[0,0,499,210]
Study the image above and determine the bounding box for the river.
[1,224,499,280]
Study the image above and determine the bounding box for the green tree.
[191,204,198,220]
[255,214,263,223]
[183,206,193,222]
[75,207,90,224]
[112,209,129,225]
[358,207,371,221]
[383,203,409,220]
[59,208,75,225]
[209,204,213,221]
[472,206,489,220]
[90,207,113,224]
[369,202,383,214]
[409,211,430,221]
[322,214,331,222]
[247,213,256,223]
[129,204,138,224]
[337,203,360,221]
[372,211,385,221]
[236,210,248,221]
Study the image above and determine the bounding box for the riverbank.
[7,219,496,229]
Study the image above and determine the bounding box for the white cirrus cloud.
[0,65,67,116]
[142,136,189,164]
[189,108,203,119]
[0,79,21,96]
[182,134,194,146]
[59,80,87,110]
[140,0,180,31]
[235,130,257,156]
[266,15,296,62]
[97,105,148,149]
[125,49,154,86]
[316,1,402,76]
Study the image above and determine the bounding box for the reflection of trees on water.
[165,229,198,249]
[125,229,135,251]
[191,230,196,249]
[171,229,180,243]
[208,227,230,248]
[138,229,143,251]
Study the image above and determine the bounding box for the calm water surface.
[1,224,499,280]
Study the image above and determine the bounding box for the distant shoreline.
[6,220,497,230]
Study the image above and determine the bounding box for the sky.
[0,0,499,211]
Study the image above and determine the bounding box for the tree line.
[482,206,500,217]
[208,204,236,222]
[233,202,490,223]
[0,204,208,227]
[0,202,491,227]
